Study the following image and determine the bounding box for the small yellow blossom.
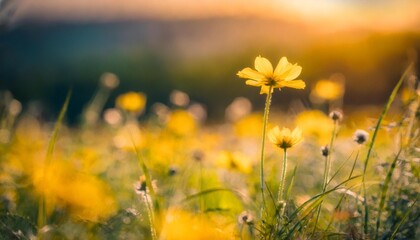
[295,110,334,143]
[166,110,197,136]
[116,91,146,113]
[216,151,253,174]
[237,56,305,94]
[311,79,344,101]
[268,126,303,149]
[234,113,263,138]
[33,161,117,221]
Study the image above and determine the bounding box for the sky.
[4,0,419,32]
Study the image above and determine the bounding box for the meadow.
[0,56,419,240]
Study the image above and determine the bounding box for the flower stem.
[277,149,288,204]
[312,120,338,236]
[260,86,273,213]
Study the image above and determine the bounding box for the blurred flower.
[152,103,170,122]
[188,103,207,123]
[103,108,123,126]
[8,99,22,116]
[116,92,146,114]
[113,123,144,151]
[166,110,197,136]
[225,97,252,122]
[33,161,116,221]
[268,126,303,150]
[311,77,344,101]
[234,113,262,138]
[329,110,343,122]
[160,209,234,240]
[237,56,305,94]
[170,90,190,107]
[100,72,120,90]
[353,129,369,144]
[238,211,254,225]
[295,110,334,143]
[216,151,253,174]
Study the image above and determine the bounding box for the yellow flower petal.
[259,85,273,95]
[245,80,262,87]
[282,65,302,81]
[279,80,306,89]
[254,56,273,76]
[237,67,266,81]
[273,57,289,77]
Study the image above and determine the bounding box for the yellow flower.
[216,151,253,174]
[295,110,334,143]
[166,110,197,136]
[237,56,305,94]
[116,91,146,113]
[268,126,303,149]
[32,161,117,221]
[311,79,344,101]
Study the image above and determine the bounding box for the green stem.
[277,149,288,205]
[260,85,273,213]
[312,119,338,236]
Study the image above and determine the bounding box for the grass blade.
[375,149,402,239]
[362,63,413,235]
[389,198,418,240]
[38,88,72,231]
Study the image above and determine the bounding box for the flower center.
[263,77,277,86]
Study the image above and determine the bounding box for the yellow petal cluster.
[268,126,303,150]
[116,91,147,113]
[237,56,305,94]
[33,161,117,221]
[166,110,197,136]
[311,79,344,101]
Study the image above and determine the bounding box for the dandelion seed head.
[329,110,343,122]
[168,166,178,176]
[321,145,329,157]
[238,211,254,225]
[353,129,369,145]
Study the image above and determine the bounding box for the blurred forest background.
[0,0,419,122]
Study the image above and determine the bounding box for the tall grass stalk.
[260,85,273,213]
[361,63,412,235]
[37,88,72,233]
